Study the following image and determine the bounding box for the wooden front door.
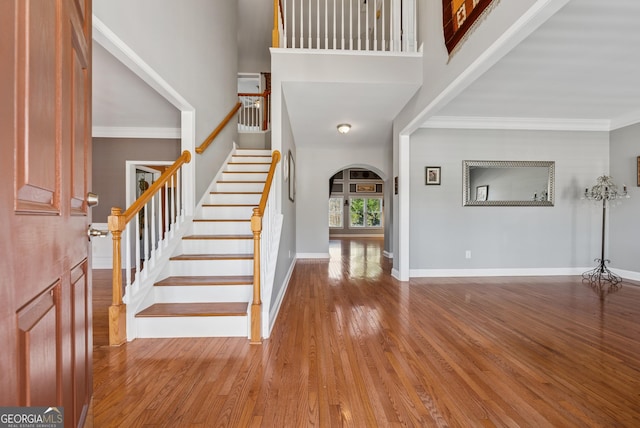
[0,0,93,427]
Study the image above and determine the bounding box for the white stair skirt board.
[154,285,252,303]
[136,316,248,338]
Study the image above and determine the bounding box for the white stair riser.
[208,193,261,205]
[201,205,255,219]
[154,285,252,303]
[226,163,270,172]
[181,239,253,254]
[136,316,248,338]
[221,172,268,181]
[215,182,265,193]
[235,149,271,156]
[231,155,271,163]
[192,221,251,235]
[170,259,253,276]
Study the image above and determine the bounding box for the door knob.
[87,225,108,241]
[86,192,99,207]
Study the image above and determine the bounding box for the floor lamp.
[582,175,629,288]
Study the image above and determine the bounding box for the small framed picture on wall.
[425,167,441,185]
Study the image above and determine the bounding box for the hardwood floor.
[90,238,640,427]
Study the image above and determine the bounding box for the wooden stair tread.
[155,275,253,286]
[183,234,252,240]
[170,253,252,261]
[136,302,248,317]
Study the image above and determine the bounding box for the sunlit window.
[329,197,343,228]
[350,198,382,228]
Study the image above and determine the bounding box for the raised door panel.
[70,14,89,214]
[15,0,60,214]
[17,281,62,406]
[71,261,91,424]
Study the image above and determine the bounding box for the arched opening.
[329,167,385,238]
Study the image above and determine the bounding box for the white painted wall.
[93,0,238,203]
[409,128,609,275]
[609,123,640,278]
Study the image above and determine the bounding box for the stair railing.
[238,90,271,132]
[107,150,192,346]
[273,0,418,52]
[250,150,281,344]
[196,102,242,154]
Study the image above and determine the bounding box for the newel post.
[250,207,263,344]
[107,207,127,346]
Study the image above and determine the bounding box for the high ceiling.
[427,0,640,130]
[92,0,640,141]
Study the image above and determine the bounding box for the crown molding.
[421,116,611,132]
[610,110,640,130]
[92,126,181,139]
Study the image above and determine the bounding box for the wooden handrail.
[257,150,281,215]
[122,150,191,224]
[196,102,242,155]
[250,150,281,344]
[237,90,271,98]
[107,150,192,346]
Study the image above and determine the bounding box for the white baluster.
[135,212,141,281]
[333,0,336,49]
[125,224,132,287]
[150,194,157,264]
[143,202,149,277]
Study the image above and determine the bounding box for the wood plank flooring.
[90,238,640,427]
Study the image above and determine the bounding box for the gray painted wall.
[409,128,608,271]
[609,123,640,273]
[94,0,238,203]
[296,147,389,256]
[92,138,180,222]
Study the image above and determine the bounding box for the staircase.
[134,149,273,338]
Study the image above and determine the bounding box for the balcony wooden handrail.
[107,150,192,346]
[250,150,281,344]
[237,90,271,98]
[196,102,242,155]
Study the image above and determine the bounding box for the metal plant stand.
[581,175,628,288]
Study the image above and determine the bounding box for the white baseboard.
[267,258,297,337]
[383,250,393,259]
[410,267,587,278]
[611,268,640,282]
[296,253,330,259]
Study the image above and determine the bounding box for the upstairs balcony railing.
[238,90,271,132]
[273,0,417,52]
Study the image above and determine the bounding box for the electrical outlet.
[465,250,471,259]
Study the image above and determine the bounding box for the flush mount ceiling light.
[337,123,351,134]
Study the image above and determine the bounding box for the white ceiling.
[429,0,640,130]
[92,0,640,141]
